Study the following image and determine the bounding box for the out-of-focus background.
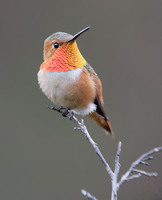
[0,0,162,199]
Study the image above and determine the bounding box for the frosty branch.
[49,106,162,200]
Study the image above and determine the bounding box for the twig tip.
[81,189,86,195]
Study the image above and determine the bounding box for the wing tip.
[105,119,114,137]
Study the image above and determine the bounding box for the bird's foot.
[62,108,74,120]
[48,106,74,120]
[61,107,69,117]
[58,106,66,112]
[48,106,56,111]
[48,106,65,112]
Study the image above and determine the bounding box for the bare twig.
[111,142,122,200]
[81,189,98,200]
[126,173,141,181]
[133,169,158,177]
[74,118,114,180]
[118,146,162,187]
[49,106,162,200]
[49,106,114,179]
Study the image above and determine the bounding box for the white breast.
[37,68,83,105]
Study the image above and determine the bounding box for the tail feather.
[88,111,113,136]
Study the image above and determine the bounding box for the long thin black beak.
[67,26,90,43]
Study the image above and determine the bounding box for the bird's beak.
[67,26,90,43]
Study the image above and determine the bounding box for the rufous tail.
[88,111,113,136]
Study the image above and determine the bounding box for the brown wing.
[84,64,113,135]
[84,63,104,108]
[84,63,103,101]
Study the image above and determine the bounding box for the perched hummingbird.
[38,27,113,135]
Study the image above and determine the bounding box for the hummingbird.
[38,27,113,135]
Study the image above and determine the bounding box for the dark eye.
[53,42,59,49]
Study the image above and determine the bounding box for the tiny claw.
[48,106,66,112]
[62,108,70,117]
[48,106,56,110]
[58,106,66,112]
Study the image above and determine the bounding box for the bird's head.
[41,27,90,72]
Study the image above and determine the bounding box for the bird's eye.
[52,42,59,49]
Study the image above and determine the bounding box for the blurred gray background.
[0,0,162,199]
